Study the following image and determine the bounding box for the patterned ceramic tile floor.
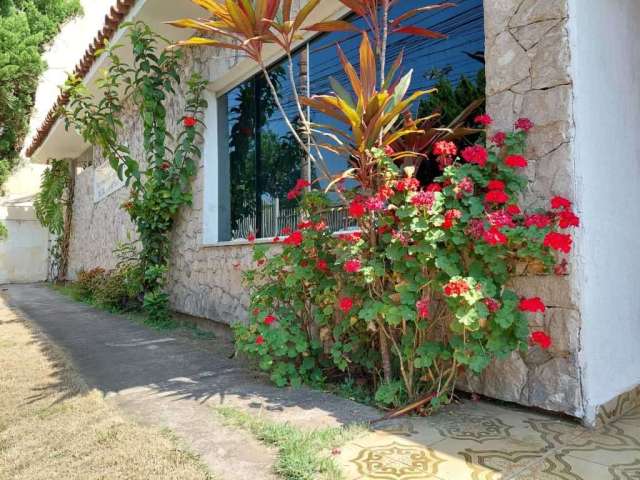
[337,400,640,480]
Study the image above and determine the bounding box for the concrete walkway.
[3,284,379,480]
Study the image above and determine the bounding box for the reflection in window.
[218,0,485,240]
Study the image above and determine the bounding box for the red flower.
[485,190,510,204]
[255,335,265,345]
[487,210,515,228]
[410,190,435,208]
[483,226,507,245]
[339,297,354,312]
[487,180,505,191]
[316,259,329,273]
[426,183,442,193]
[515,118,534,132]
[264,315,276,326]
[505,155,528,168]
[442,209,462,229]
[461,145,488,167]
[283,230,303,246]
[519,297,545,313]
[252,307,260,316]
[160,161,171,171]
[551,196,572,211]
[298,220,314,229]
[467,219,485,239]
[525,214,551,229]
[287,179,311,200]
[491,131,506,147]
[378,185,394,200]
[506,204,521,215]
[247,232,256,242]
[416,298,430,319]
[364,196,385,212]
[314,221,327,231]
[383,145,395,156]
[343,259,361,273]
[183,116,197,128]
[483,298,501,313]
[474,114,493,126]
[443,279,469,297]
[544,232,572,253]
[458,177,474,195]
[280,226,292,235]
[349,199,367,218]
[339,231,362,243]
[395,178,420,192]
[377,225,391,235]
[554,258,569,275]
[530,331,552,349]
[433,141,457,157]
[558,211,580,228]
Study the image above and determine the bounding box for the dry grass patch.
[0,295,214,480]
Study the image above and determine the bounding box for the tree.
[0,0,81,190]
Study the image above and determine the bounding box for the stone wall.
[462,0,583,417]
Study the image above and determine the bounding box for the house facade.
[24,0,640,427]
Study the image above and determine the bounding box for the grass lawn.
[0,293,214,480]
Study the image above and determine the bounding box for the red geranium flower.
[426,183,442,193]
[519,297,545,313]
[461,145,488,167]
[485,190,510,204]
[530,330,552,349]
[483,298,501,313]
[525,214,551,229]
[467,219,485,239]
[383,145,395,156]
[443,279,469,297]
[544,232,572,253]
[416,298,430,318]
[298,220,314,229]
[558,211,580,228]
[483,226,507,245]
[316,259,329,273]
[474,114,493,126]
[395,178,420,192]
[410,190,435,208]
[255,335,265,345]
[283,230,303,246]
[515,118,534,132]
[505,155,528,168]
[247,232,256,242]
[183,116,197,127]
[442,209,462,229]
[349,199,367,218]
[506,204,521,215]
[343,259,361,273]
[551,196,572,211]
[287,179,311,200]
[487,180,505,191]
[264,315,276,326]
[160,161,171,171]
[491,131,506,147]
[280,226,292,235]
[487,210,515,228]
[458,177,474,195]
[339,297,354,312]
[433,140,457,157]
[377,185,394,200]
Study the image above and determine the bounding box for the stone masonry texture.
[67,0,583,417]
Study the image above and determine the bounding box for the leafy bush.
[76,267,107,299]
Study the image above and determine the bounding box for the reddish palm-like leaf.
[393,25,447,39]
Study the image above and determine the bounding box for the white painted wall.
[569,0,640,421]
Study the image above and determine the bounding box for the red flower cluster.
[558,210,580,228]
[410,190,435,208]
[483,298,501,313]
[487,210,515,228]
[247,232,256,242]
[485,189,509,204]
[287,179,311,200]
[491,131,506,147]
[426,183,442,193]
[525,214,551,229]
[530,330,552,349]
[264,315,276,326]
[474,114,493,126]
[443,279,469,297]
[457,177,474,196]
[283,230,303,246]
[395,178,420,192]
[339,297,354,312]
[487,180,505,191]
[255,335,265,345]
[442,209,462,229]
[519,297,545,313]
[349,198,367,218]
[551,196,571,210]
[506,204,521,215]
[515,118,534,132]
[505,155,528,168]
[183,116,197,128]
[461,145,488,167]
[416,298,430,318]
[338,231,361,243]
[433,141,457,156]
[343,259,361,273]
[543,232,572,253]
[483,226,507,245]
[316,259,329,273]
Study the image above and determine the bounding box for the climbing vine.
[34,158,73,280]
[62,22,207,322]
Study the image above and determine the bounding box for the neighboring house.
[22,0,640,427]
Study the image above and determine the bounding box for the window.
[216,0,485,241]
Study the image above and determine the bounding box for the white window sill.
[200,228,360,249]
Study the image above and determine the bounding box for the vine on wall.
[62,22,207,322]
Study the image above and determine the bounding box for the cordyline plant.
[62,22,207,323]
[171,1,579,412]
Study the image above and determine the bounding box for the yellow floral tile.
[512,454,612,480]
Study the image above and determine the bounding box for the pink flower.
[505,155,528,168]
[519,297,545,313]
[474,114,493,126]
[483,298,501,313]
[416,298,430,318]
[491,131,506,147]
[487,210,515,228]
[364,196,385,212]
[483,226,507,245]
[515,118,534,132]
[410,190,435,208]
[461,145,488,167]
[467,219,485,239]
[457,177,474,195]
[433,141,457,156]
[343,259,361,273]
[530,331,552,349]
[384,145,395,156]
[264,315,276,326]
[339,297,354,312]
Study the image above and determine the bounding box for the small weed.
[214,406,365,480]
